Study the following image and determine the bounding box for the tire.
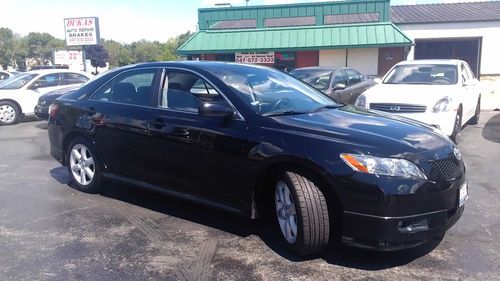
[469,97,481,125]
[451,109,462,144]
[274,171,330,256]
[0,101,21,125]
[66,137,103,193]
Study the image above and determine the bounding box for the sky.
[0,0,489,43]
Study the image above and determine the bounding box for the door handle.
[148,118,165,129]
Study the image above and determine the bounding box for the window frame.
[157,67,244,120]
[88,67,162,108]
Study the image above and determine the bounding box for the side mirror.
[29,82,40,90]
[463,79,478,87]
[333,83,346,91]
[373,78,382,84]
[198,101,235,119]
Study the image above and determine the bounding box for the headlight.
[354,95,367,108]
[340,153,427,179]
[432,97,452,113]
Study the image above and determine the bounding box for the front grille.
[430,158,464,182]
[369,103,427,113]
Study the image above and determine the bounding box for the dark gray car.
[290,67,376,105]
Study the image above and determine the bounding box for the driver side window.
[33,73,60,88]
[332,70,348,87]
[160,71,225,113]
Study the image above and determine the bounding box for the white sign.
[235,52,274,64]
[64,17,100,46]
[54,50,83,65]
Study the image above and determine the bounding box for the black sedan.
[290,67,376,105]
[34,86,80,119]
[48,62,467,256]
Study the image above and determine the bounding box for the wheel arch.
[252,156,343,223]
[0,99,23,114]
[61,130,95,165]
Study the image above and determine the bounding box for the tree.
[0,28,15,69]
[85,45,109,74]
[103,39,133,67]
[25,32,64,65]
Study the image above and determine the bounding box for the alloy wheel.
[275,180,298,244]
[69,144,95,186]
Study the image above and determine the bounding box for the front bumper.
[34,104,49,119]
[392,111,456,137]
[338,175,467,251]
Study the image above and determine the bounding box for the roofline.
[199,0,389,12]
[394,19,500,25]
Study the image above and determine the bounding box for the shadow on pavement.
[482,113,500,143]
[49,168,441,270]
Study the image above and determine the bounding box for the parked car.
[0,70,16,81]
[290,67,375,104]
[355,60,481,142]
[34,86,80,119]
[48,62,467,256]
[0,69,91,125]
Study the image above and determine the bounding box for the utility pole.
[246,0,249,6]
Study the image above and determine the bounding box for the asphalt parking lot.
[1,112,499,281]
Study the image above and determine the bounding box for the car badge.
[453,148,462,161]
[390,106,400,112]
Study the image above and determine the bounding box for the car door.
[343,69,368,105]
[459,63,478,121]
[462,62,480,120]
[88,67,161,182]
[330,70,350,104]
[147,68,249,207]
[21,73,64,113]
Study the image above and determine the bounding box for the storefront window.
[216,53,235,62]
[274,52,295,72]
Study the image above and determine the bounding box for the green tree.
[103,39,134,67]
[85,44,109,74]
[0,27,15,69]
[25,32,64,65]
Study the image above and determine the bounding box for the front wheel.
[450,110,462,144]
[66,137,103,193]
[469,98,481,125]
[0,101,21,125]
[274,172,330,256]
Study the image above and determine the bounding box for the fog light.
[398,219,429,234]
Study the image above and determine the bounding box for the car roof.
[291,67,339,72]
[396,59,463,66]
[26,69,92,77]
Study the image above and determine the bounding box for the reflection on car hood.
[270,106,453,156]
[40,86,80,101]
[362,84,459,106]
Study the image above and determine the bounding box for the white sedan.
[355,59,481,142]
[0,69,92,125]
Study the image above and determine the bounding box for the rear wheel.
[469,97,481,125]
[451,109,462,144]
[66,137,103,193]
[0,101,20,125]
[274,171,330,256]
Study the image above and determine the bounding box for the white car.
[0,69,92,125]
[355,59,481,142]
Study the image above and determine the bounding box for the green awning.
[178,22,412,55]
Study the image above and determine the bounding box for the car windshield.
[383,64,458,85]
[0,73,38,89]
[289,69,333,91]
[208,64,338,116]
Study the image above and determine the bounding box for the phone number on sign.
[236,57,274,64]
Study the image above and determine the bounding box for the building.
[392,1,500,76]
[178,0,500,77]
[178,0,412,76]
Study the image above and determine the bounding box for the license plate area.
[459,181,468,207]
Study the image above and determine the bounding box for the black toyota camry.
[48,62,467,256]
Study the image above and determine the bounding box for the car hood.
[270,106,453,157]
[362,84,459,106]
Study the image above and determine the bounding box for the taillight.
[49,103,59,118]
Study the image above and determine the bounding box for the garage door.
[414,38,481,77]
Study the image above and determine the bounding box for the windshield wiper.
[310,104,341,113]
[263,110,308,117]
